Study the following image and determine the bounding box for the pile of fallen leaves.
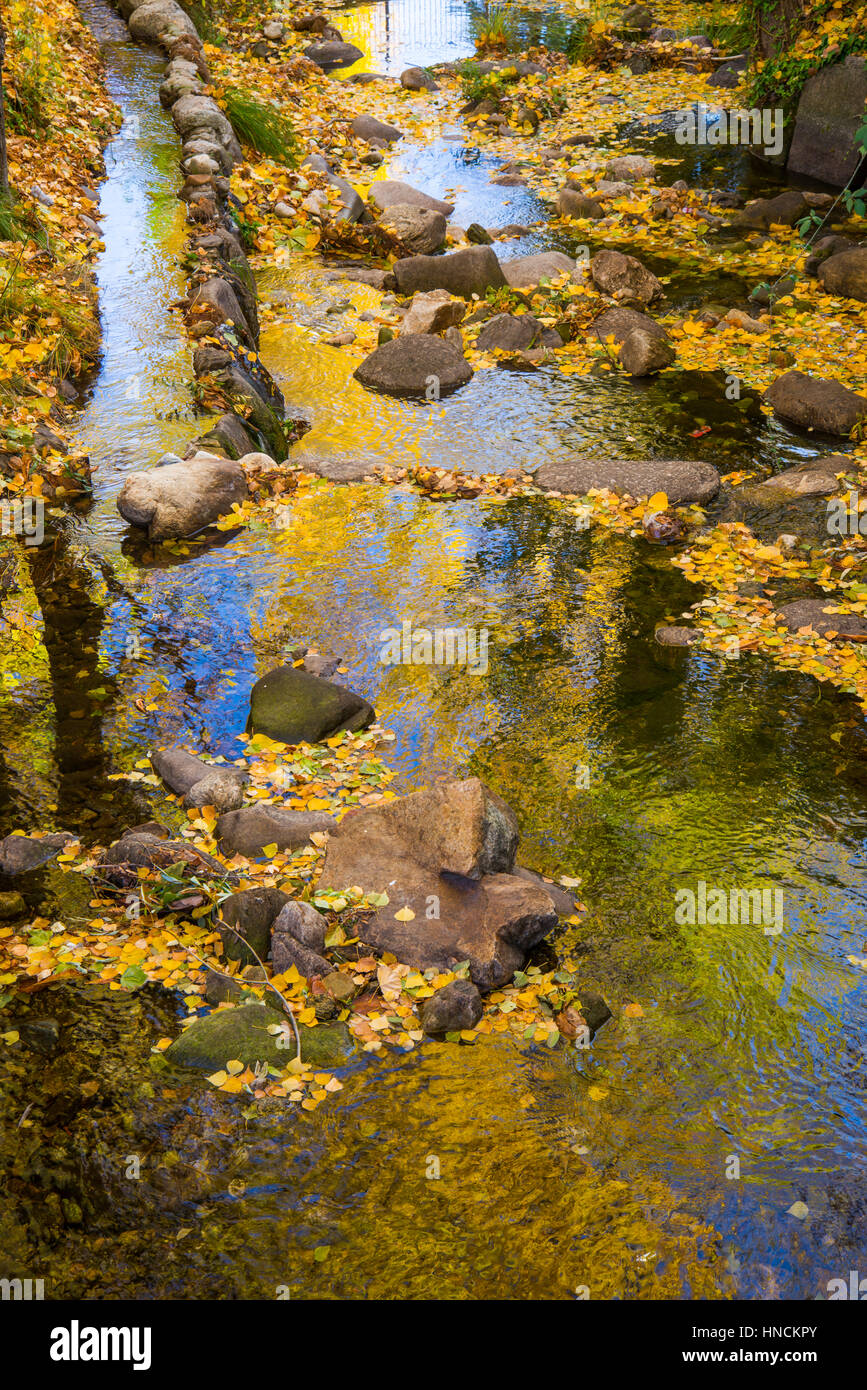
[0,0,118,500]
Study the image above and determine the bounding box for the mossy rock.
[165,1003,354,1071]
[248,664,375,744]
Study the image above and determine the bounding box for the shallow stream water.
[1,0,866,1301]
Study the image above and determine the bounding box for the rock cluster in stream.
[112,0,308,541]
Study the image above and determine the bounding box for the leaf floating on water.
[787,1201,809,1220]
[394,906,415,921]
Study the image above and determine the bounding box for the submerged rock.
[354,335,473,398]
[248,664,375,744]
[764,371,867,437]
[165,1003,353,1069]
[534,458,720,505]
[654,625,703,647]
[117,452,247,541]
[557,189,604,220]
[0,832,75,876]
[603,154,655,181]
[775,600,867,640]
[150,747,247,812]
[420,979,484,1035]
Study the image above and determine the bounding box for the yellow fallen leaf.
[206,1070,228,1087]
[394,906,415,922]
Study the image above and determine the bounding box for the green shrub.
[221,88,299,165]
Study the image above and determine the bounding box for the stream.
[1,0,866,1300]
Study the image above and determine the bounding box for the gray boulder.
[150,747,247,812]
[219,886,289,963]
[776,599,867,640]
[818,248,867,303]
[534,457,721,505]
[392,246,505,298]
[401,66,438,91]
[557,189,604,219]
[216,805,336,858]
[476,313,561,351]
[399,289,465,335]
[128,0,196,43]
[501,251,577,288]
[117,452,248,541]
[603,155,655,181]
[170,95,241,161]
[304,40,364,69]
[248,664,375,744]
[590,249,662,306]
[378,203,446,254]
[353,335,472,397]
[0,832,74,875]
[764,371,867,437]
[351,113,402,143]
[788,56,867,188]
[271,899,328,953]
[592,306,675,376]
[369,180,454,215]
[732,191,809,231]
[420,979,484,1035]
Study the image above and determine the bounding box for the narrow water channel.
[1,0,866,1300]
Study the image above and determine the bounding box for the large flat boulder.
[534,458,721,505]
[350,114,402,143]
[399,289,465,336]
[392,246,506,298]
[316,779,551,990]
[353,335,472,397]
[369,180,454,216]
[788,56,867,188]
[216,805,336,858]
[591,307,675,376]
[117,453,248,541]
[248,664,375,744]
[764,371,867,438]
[818,248,867,303]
